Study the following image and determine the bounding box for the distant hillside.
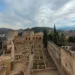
[0,27,53,35]
[0,28,13,34]
[58,26,75,30]
[24,27,53,32]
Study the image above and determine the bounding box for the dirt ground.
[33,69,59,75]
[32,49,59,75]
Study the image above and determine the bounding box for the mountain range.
[0,26,75,34]
[24,27,53,32]
[0,27,53,34]
[58,26,75,30]
[0,28,13,34]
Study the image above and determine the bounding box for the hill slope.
[58,26,75,30]
[0,28,13,34]
[24,27,53,32]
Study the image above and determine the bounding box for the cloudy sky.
[0,0,75,29]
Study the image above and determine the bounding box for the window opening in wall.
[39,45,41,48]
[36,37,38,40]
[66,47,68,49]
[26,37,27,40]
[39,37,41,40]
[65,63,67,67]
[29,37,30,40]
[33,37,35,40]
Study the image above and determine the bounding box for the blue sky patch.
[72,20,75,22]
[0,1,7,12]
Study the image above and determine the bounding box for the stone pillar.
[11,41,15,61]
[6,60,11,75]
[1,56,11,75]
[27,54,34,75]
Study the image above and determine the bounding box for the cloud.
[0,0,75,29]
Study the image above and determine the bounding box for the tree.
[53,24,59,44]
[43,29,48,48]
[68,36,75,43]
[48,34,52,41]
[48,25,66,46]
[54,24,57,33]
[61,33,65,45]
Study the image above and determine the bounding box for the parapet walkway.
[47,41,61,72]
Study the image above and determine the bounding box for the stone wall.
[7,30,18,41]
[61,48,73,75]
[47,41,75,75]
